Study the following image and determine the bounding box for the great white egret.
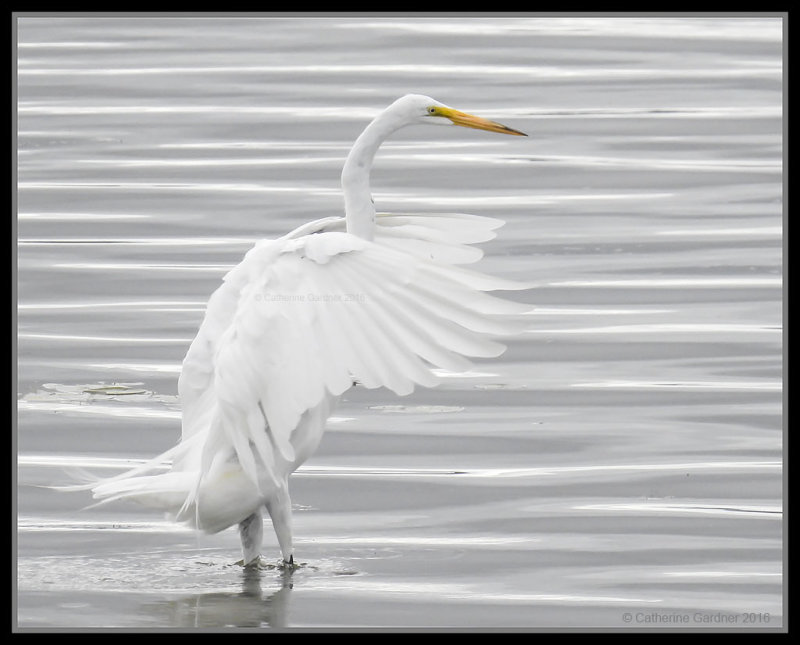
[86,94,529,567]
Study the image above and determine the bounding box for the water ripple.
[572,380,781,391]
[18,332,193,343]
[552,277,781,288]
[17,64,782,83]
[574,502,782,518]
[19,455,781,479]
[334,18,780,42]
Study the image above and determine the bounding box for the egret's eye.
[428,107,437,115]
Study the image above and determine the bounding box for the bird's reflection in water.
[143,564,294,628]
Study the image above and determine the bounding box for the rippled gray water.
[16,15,783,630]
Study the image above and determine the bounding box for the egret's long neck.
[341,109,405,240]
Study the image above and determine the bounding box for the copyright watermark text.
[621,611,772,625]
[253,292,367,303]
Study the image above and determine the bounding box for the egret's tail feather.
[49,465,105,492]
[57,434,200,496]
[88,457,266,535]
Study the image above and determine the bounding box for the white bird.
[87,94,529,568]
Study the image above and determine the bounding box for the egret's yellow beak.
[435,106,527,136]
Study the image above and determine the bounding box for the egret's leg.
[238,509,264,566]
[265,486,294,566]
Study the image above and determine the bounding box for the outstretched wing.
[176,213,530,498]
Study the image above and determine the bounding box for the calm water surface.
[16,16,783,630]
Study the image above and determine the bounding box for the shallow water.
[15,15,784,630]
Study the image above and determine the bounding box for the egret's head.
[395,93,527,136]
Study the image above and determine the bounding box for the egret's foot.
[280,555,299,571]
[234,556,262,568]
[244,556,261,569]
